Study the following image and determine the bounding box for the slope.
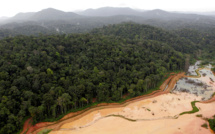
[91,22,198,54]
[0,23,189,134]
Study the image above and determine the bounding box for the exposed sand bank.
[21,68,215,134]
[51,115,208,134]
[22,73,184,134]
[50,94,215,134]
[48,68,215,134]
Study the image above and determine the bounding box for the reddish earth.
[170,72,176,75]
[122,93,129,98]
[20,118,32,134]
[21,72,215,134]
[202,95,215,103]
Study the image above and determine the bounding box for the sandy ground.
[50,93,215,134]
[21,71,215,134]
[51,115,212,134]
[49,70,215,134]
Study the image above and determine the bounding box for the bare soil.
[21,71,215,134]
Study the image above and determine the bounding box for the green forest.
[0,22,214,133]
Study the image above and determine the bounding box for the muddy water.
[173,62,215,101]
[187,61,201,76]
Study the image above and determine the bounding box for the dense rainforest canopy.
[0,22,214,133]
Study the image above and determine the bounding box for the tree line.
[0,23,200,133]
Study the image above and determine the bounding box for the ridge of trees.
[91,23,199,54]
[0,23,201,133]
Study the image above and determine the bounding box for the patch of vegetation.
[196,114,202,118]
[212,67,215,73]
[201,123,208,129]
[107,114,136,122]
[42,102,100,122]
[200,60,210,66]
[212,92,215,98]
[37,129,52,134]
[179,101,199,115]
[190,58,197,65]
[211,62,215,66]
[208,116,215,132]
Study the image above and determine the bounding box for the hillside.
[0,7,215,39]
[91,23,198,54]
[0,23,194,133]
[77,7,143,16]
[30,8,81,21]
